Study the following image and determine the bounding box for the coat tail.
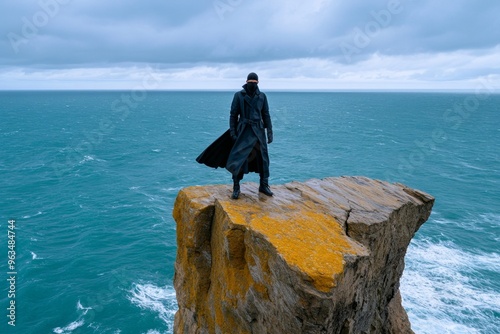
[196,129,233,168]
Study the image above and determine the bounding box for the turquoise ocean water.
[0,91,499,333]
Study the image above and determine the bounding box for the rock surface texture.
[173,176,434,334]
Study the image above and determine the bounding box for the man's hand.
[230,131,237,141]
[267,130,273,144]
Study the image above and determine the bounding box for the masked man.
[196,72,273,199]
[226,72,273,199]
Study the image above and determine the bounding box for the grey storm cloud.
[1,0,500,68]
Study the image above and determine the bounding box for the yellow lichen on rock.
[219,197,368,292]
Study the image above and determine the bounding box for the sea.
[0,90,499,334]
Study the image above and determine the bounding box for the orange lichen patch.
[207,205,256,334]
[219,198,368,293]
[174,185,228,212]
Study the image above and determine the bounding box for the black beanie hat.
[247,72,259,81]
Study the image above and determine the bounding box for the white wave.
[152,149,162,152]
[163,187,182,192]
[78,155,106,165]
[53,319,85,334]
[458,160,489,171]
[111,204,133,209]
[3,130,19,136]
[79,155,95,164]
[30,251,39,260]
[139,192,163,203]
[432,213,500,242]
[76,300,92,315]
[53,300,96,333]
[401,239,500,334]
[128,283,177,330]
[22,211,43,219]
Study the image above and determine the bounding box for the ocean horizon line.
[0,88,495,94]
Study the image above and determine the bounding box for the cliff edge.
[172,176,434,334]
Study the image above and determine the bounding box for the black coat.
[196,86,272,178]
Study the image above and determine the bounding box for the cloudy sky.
[1,0,499,90]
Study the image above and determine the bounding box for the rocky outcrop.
[172,176,434,334]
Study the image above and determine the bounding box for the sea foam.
[401,238,500,334]
[128,283,178,331]
[53,319,85,334]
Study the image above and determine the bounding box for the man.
[226,72,273,199]
[195,72,273,199]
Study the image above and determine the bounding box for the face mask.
[246,82,257,93]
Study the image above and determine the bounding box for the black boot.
[259,177,273,196]
[232,179,241,199]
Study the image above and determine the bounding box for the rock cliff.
[172,176,434,334]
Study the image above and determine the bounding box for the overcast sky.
[1,0,499,90]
